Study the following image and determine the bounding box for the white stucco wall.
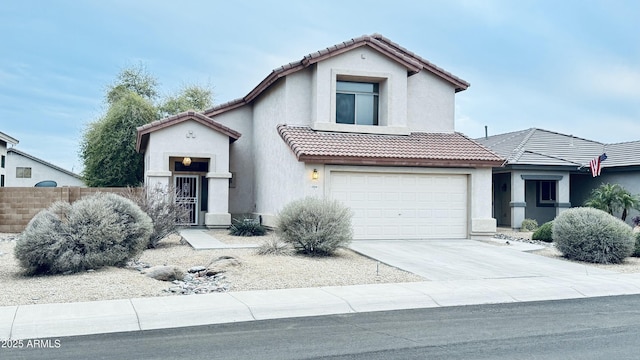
[407,71,456,133]
[284,68,313,126]
[5,151,84,187]
[252,79,306,225]
[211,106,255,214]
[146,120,231,174]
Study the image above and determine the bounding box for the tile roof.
[136,111,241,152]
[203,34,469,117]
[476,128,605,167]
[602,140,640,167]
[278,125,504,167]
[476,128,640,169]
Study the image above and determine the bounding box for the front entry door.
[174,175,198,225]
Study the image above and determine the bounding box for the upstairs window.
[1,155,4,168]
[16,167,31,178]
[336,81,379,125]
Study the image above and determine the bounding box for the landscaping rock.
[144,265,184,282]
[207,256,241,270]
[188,265,206,273]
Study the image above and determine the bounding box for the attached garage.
[330,171,468,240]
[277,125,504,240]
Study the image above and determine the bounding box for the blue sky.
[1,0,638,173]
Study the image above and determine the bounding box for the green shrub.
[532,221,553,242]
[14,193,152,275]
[276,197,353,256]
[520,218,538,231]
[124,185,191,248]
[633,232,640,257]
[553,207,634,264]
[229,217,266,237]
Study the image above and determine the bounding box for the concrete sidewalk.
[4,233,640,340]
[3,273,640,340]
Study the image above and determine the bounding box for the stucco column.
[204,172,232,228]
[510,172,526,230]
[469,168,497,240]
[556,174,571,217]
[145,171,171,190]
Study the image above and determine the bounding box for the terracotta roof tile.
[278,125,504,167]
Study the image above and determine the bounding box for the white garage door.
[330,172,468,240]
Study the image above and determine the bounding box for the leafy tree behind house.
[584,183,640,221]
[80,64,213,187]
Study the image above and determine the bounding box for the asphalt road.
[4,295,640,359]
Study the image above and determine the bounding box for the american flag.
[589,153,607,177]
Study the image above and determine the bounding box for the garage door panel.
[330,172,467,240]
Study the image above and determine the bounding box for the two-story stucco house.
[0,131,19,187]
[136,34,503,240]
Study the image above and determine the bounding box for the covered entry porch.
[136,111,241,228]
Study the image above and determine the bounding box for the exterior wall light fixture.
[182,157,192,166]
[312,169,319,180]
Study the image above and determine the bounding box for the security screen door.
[174,175,198,225]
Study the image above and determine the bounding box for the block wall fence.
[0,187,138,233]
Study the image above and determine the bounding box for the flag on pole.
[589,153,607,177]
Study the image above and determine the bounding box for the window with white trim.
[16,167,31,178]
[336,81,379,125]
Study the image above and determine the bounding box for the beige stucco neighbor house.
[136,34,504,240]
[0,131,19,187]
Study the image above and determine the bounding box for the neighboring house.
[5,148,85,187]
[136,34,504,240]
[0,131,19,187]
[477,128,640,229]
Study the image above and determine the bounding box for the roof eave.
[297,155,504,168]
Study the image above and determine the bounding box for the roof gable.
[8,148,80,179]
[203,34,469,117]
[0,131,19,146]
[136,111,241,152]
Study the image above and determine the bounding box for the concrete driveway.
[350,239,614,281]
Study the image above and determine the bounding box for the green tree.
[106,63,159,104]
[81,92,156,186]
[81,65,214,187]
[158,84,213,117]
[584,183,640,221]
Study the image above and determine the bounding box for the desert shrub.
[634,232,640,257]
[255,237,294,256]
[520,218,538,231]
[532,221,553,242]
[553,207,634,264]
[229,217,266,237]
[276,197,353,256]
[14,193,152,275]
[124,184,191,248]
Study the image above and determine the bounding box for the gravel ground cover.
[0,231,422,306]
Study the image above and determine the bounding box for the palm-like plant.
[584,183,640,221]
